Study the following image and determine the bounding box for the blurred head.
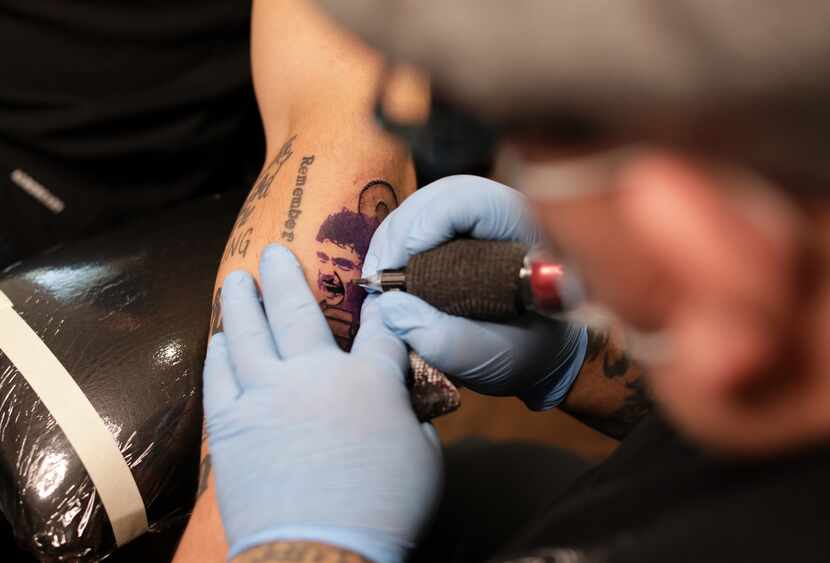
[512,144,830,455]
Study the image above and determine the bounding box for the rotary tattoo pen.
[355,239,584,322]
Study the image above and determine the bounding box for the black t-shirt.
[496,414,830,563]
[0,1,263,263]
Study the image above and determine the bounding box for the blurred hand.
[518,146,830,455]
[366,175,587,410]
[204,245,442,563]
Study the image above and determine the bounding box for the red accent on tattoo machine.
[356,239,581,321]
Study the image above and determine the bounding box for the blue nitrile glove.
[364,175,588,410]
[203,245,442,563]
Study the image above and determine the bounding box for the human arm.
[173,1,426,561]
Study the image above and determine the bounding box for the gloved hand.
[365,175,587,410]
[204,245,442,563]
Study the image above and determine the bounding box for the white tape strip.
[0,290,148,545]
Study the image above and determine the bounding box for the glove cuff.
[229,525,410,563]
[519,326,588,411]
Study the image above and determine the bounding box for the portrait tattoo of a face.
[315,180,398,349]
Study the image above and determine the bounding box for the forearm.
[561,327,652,439]
[179,126,416,563]
[233,542,371,563]
[174,2,423,560]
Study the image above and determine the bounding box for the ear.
[358,180,399,223]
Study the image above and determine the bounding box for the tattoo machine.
[356,239,582,322]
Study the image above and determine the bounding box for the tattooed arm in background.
[173,1,426,561]
[562,328,652,440]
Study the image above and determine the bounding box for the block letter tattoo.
[251,135,296,201]
[314,180,398,349]
[223,135,297,263]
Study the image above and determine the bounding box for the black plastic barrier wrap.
[0,194,239,561]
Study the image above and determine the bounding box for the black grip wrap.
[407,239,528,321]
